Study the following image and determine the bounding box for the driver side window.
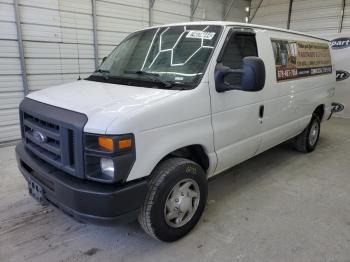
[220,33,258,85]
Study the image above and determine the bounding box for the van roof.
[148,21,329,42]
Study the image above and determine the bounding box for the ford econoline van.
[16,22,335,242]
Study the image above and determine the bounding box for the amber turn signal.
[98,137,114,152]
[118,138,132,150]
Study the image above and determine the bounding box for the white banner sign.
[329,34,350,118]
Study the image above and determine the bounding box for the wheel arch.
[313,104,325,121]
[157,144,210,173]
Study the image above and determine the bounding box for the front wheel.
[294,115,321,153]
[138,158,208,242]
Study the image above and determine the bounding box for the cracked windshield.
[94,25,222,88]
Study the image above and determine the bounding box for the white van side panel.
[257,30,335,153]
[111,84,218,182]
[207,27,264,176]
[116,25,334,182]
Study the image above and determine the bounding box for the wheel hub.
[309,120,319,146]
[164,179,200,228]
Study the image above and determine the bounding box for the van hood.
[27,80,179,134]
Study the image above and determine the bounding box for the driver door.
[209,28,265,175]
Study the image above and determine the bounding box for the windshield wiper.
[124,70,173,88]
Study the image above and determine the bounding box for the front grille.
[23,112,76,175]
[19,98,88,178]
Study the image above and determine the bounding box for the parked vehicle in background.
[16,21,335,242]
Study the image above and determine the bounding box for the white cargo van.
[16,22,335,242]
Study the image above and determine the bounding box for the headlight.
[84,133,136,184]
[100,158,115,178]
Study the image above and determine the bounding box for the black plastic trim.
[16,142,147,225]
[19,98,88,178]
[84,133,136,183]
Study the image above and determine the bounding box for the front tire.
[138,158,208,242]
[294,115,321,153]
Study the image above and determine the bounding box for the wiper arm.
[95,69,110,73]
[94,69,110,79]
[124,70,173,88]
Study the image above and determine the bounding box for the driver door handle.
[259,105,264,123]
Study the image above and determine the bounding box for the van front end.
[16,98,148,225]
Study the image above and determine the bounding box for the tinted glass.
[92,25,222,89]
[220,33,258,86]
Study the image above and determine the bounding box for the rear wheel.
[294,115,321,153]
[138,158,207,242]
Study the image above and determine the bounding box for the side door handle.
[259,105,264,123]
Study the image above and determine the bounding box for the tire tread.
[138,158,195,240]
[294,114,320,153]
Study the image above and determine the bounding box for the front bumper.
[16,142,148,225]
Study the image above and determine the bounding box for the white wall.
[290,0,343,35]
[0,0,246,143]
[224,0,250,22]
[250,0,289,28]
[0,0,24,142]
[250,0,349,35]
[249,0,350,119]
[2,0,348,143]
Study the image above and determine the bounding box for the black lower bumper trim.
[16,142,148,225]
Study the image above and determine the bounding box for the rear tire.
[138,158,207,242]
[294,115,321,153]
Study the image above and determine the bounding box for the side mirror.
[215,57,266,92]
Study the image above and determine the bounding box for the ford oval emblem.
[336,70,350,81]
[33,130,47,143]
[331,37,350,50]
